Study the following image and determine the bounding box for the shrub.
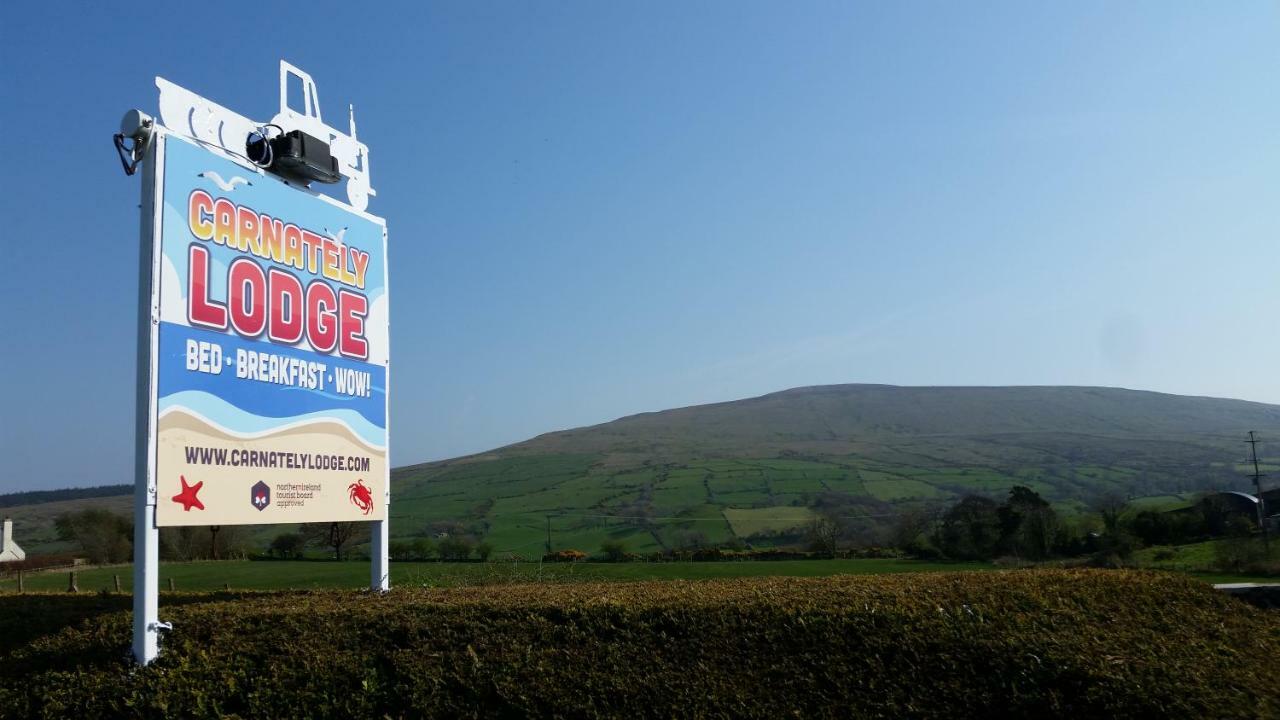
[544,549,587,562]
[437,536,472,560]
[269,533,305,560]
[411,537,436,560]
[600,539,628,562]
[0,571,1276,718]
[387,540,415,561]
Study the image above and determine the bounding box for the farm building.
[1171,490,1280,533]
[0,517,24,563]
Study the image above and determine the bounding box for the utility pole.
[1245,431,1269,551]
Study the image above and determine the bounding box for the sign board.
[150,134,388,526]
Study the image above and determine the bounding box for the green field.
[5,557,1270,594]
[0,558,999,593]
[722,506,815,536]
[860,472,946,501]
[1128,493,1196,511]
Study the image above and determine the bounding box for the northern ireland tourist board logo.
[251,481,271,511]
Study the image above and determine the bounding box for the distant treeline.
[0,484,130,509]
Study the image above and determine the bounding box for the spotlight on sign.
[247,128,342,185]
[152,60,377,209]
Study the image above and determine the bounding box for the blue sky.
[2,2,1278,491]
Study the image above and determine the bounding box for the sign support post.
[372,517,389,591]
[372,263,390,593]
[132,133,163,665]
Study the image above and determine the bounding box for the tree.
[474,541,493,561]
[1214,515,1267,572]
[437,536,473,560]
[600,539,628,562]
[889,507,932,552]
[673,530,709,551]
[1090,493,1130,536]
[806,515,841,557]
[412,536,436,560]
[54,509,132,564]
[388,540,415,561]
[160,526,203,561]
[1089,493,1136,565]
[934,496,1000,560]
[997,486,1059,560]
[1198,495,1236,536]
[270,532,305,559]
[301,522,367,560]
[208,526,253,560]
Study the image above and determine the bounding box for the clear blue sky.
[2,2,1277,491]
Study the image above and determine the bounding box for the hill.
[391,385,1280,556]
[8,385,1279,558]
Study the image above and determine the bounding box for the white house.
[0,518,24,563]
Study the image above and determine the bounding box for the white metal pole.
[132,133,163,665]
[371,225,390,592]
[371,517,389,591]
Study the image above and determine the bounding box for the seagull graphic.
[199,171,251,192]
[324,227,347,243]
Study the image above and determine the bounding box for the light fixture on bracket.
[114,109,155,176]
[247,126,342,185]
[122,60,376,211]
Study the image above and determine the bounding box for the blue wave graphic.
[161,390,386,449]
[158,322,385,428]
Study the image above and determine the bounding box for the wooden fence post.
[17,570,23,593]
[114,575,122,593]
[67,571,79,593]
[167,577,175,592]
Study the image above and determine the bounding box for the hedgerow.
[1,570,1276,718]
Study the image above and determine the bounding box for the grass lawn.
[1131,539,1224,569]
[722,506,815,536]
[4,557,1271,594]
[1,558,996,593]
[1128,493,1196,512]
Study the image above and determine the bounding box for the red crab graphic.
[348,479,374,515]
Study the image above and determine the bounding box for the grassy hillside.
[3,570,1277,718]
[391,385,1280,556]
[2,494,134,555]
[9,385,1278,558]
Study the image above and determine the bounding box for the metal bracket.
[113,109,154,176]
[155,60,375,211]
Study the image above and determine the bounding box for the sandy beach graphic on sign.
[155,406,386,526]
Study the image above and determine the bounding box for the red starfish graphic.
[172,475,205,511]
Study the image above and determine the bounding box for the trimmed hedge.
[1,570,1277,718]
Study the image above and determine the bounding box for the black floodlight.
[247,129,341,185]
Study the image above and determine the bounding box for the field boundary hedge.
[2,570,1277,718]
